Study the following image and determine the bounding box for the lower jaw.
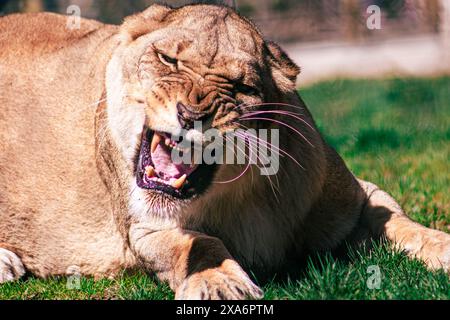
[136,171,190,199]
[136,163,219,200]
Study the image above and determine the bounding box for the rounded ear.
[266,41,301,92]
[120,4,172,43]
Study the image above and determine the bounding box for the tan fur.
[0,5,448,300]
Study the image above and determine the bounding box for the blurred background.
[1,0,449,84]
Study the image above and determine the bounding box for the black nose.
[177,102,209,130]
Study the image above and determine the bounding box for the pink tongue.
[151,144,196,180]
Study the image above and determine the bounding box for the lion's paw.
[0,248,25,283]
[175,259,263,300]
[421,233,450,272]
[405,229,450,272]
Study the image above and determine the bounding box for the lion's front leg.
[359,180,450,272]
[129,224,263,300]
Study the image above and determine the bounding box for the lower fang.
[172,174,187,189]
[145,166,155,178]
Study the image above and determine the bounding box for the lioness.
[0,4,449,300]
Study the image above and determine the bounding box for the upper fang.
[151,133,162,153]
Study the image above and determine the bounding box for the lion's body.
[0,13,135,277]
[0,8,448,298]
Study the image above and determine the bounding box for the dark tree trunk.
[189,0,236,8]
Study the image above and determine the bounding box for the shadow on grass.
[261,239,449,300]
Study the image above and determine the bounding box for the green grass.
[1,77,449,300]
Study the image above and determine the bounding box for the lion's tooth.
[145,165,155,178]
[172,174,187,189]
[151,134,162,153]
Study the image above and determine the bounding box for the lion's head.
[105,4,302,217]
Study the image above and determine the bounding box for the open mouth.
[136,129,216,199]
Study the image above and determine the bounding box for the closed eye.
[235,83,259,97]
[158,52,178,67]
